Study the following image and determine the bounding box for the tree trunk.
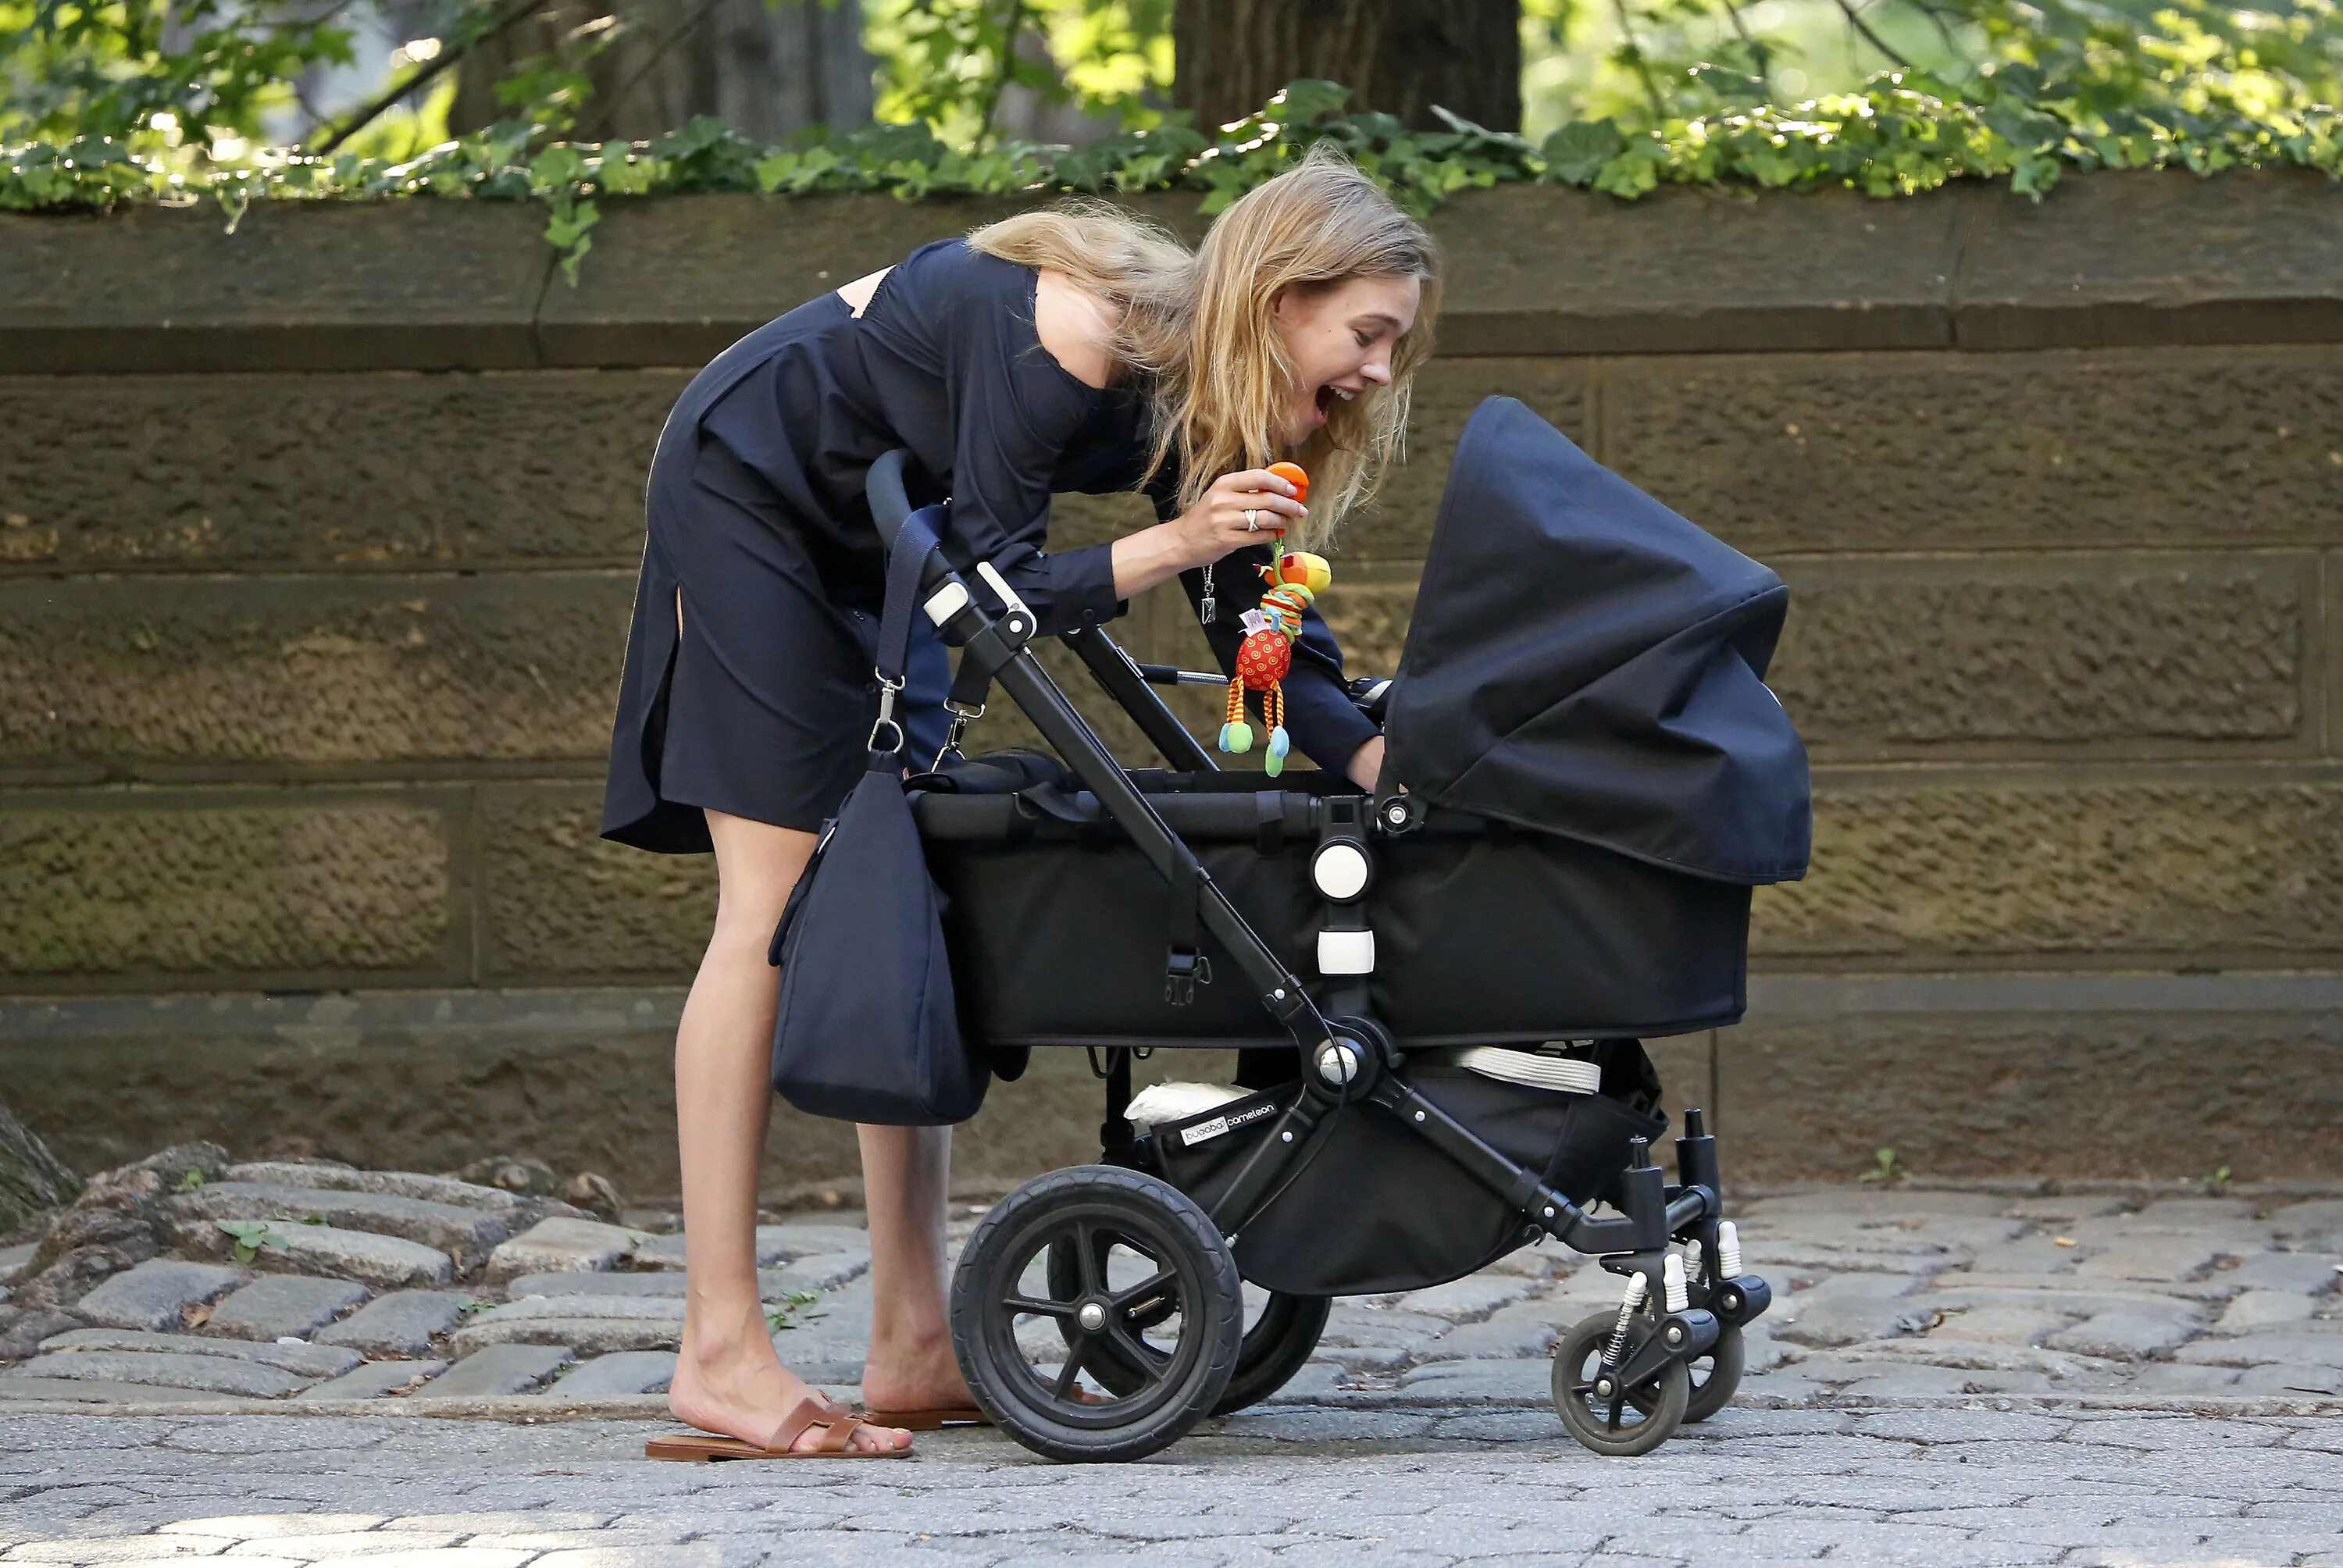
[0,1099,77,1238]
[451,0,876,143]
[1172,0,1521,133]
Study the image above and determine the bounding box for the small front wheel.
[1681,1320,1744,1422]
[952,1165,1241,1463]
[1551,1310,1689,1457]
[1214,1291,1332,1415]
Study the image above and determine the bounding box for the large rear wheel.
[952,1166,1241,1463]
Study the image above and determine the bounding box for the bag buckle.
[1163,949,1213,1007]
[868,672,906,754]
[932,698,984,772]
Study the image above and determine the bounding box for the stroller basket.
[1141,1042,1668,1295]
[915,773,1753,1049]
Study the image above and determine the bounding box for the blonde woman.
[601,138,1441,1457]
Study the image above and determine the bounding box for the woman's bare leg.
[664,807,910,1452]
[858,1124,976,1412]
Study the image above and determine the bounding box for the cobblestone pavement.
[4,1153,2341,1563]
[2,1406,2341,1566]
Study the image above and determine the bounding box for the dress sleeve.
[941,288,1123,639]
[1171,528,1381,776]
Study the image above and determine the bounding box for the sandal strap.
[761,1391,851,1454]
[814,1413,865,1453]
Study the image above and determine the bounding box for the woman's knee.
[704,809,817,946]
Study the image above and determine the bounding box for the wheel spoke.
[1108,1267,1179,1313]
[1104,1321,1172,1386]
[1004,1295,1075,1319]
[1051,1340,1088,1401]
[1074,1220,1107,1297]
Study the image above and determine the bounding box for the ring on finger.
[1244,508,1259,532]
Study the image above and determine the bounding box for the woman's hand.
[1344,734,1387,793]
[1110,468,1311,601]
[1168,468,1308,570]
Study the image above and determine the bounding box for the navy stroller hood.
[1383,396,1811,884]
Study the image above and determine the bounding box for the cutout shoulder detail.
[1028,267,1118,393]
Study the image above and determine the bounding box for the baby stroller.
[879,394,1809,1462]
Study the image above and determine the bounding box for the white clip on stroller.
[869,394,1811,1461]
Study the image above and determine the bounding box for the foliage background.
[2,0,2339,272]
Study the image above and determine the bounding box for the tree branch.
[1835,0,1916,70]
[1610,0,1671,122]
[304,0,543,156]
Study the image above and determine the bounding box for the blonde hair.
[964,139,1443,553]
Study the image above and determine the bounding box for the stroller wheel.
[1635,1320,1742,1424]
[951,1164,1241,1462]
[1214,1290,1332,1415]
[1551,1310,1689,1457]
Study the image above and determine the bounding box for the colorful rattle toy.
[1218,462,1332,779]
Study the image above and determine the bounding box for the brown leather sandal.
[644,1392,913,1461]
[859,1404,993,1430]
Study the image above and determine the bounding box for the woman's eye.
[1353,331,1374,348]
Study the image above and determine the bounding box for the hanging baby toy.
[1219,461,1333,779]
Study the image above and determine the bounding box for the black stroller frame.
[865,436,1783,1463]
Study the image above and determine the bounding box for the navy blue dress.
[600,234,1380,853]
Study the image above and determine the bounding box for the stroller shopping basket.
[915,769,1754,1051]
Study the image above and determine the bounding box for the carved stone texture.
[0,203,553,374]
[0,574,636,772]
[1721,989,2343,1181]
[1603,345,2343,554]
[0,796,455,982]
[1423,181,1963,356]
[1957,166,2343,351]
[476,786,717,982]
[1767,554,2314,757]
[1755,772,2343,964]
[0,372,685,572]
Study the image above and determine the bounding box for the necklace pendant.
[1199,565,1216,625]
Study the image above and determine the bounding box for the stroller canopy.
[1383,396,1811,885]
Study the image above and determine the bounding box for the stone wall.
[4,170,2341,1193]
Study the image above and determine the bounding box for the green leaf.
[1541,119,1627,185]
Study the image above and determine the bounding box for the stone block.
[0,201,553,374]
[2269,1200,2343,1243]
[501,1269,809,1303]
[1604,345,2343,555]
[2045,1310,2197,1360]
[0,793,457,983]
[295,1359,448,1401]
[70,1260,244,1332]
[196,1275,370,1342]
[2223,1251,2343,1296]
[2074,1235,2227,1284]
[35,1327,360,1377]
[549,1349,677,1397]
[1924,1306,2070,1348]
[166,1182,510,1263]
[312,1290,473,1356]
[1767,554,2314,758]
[0,575,634,771]
[1723,976,2343,1181]
[476,786,717,982]
[1391,1275,1534,1324]
[483,1217,644,1283]
[1955,166,2343,350]
[0,1374,234,1405]
[166,1217,455,1291]
[1772,1273,1928,1348]
[2,1348,308,1398]
[411,1342,574,1398]
[2175,1330,2343,1368]
[1407,1299,1571,1363]
[0,370,680,572]
[2217,1291,2316,1331]
[222,1164,527,1217]
[0,1241,34,1285]
[1756,775,2343,964]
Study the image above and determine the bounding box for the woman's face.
[1269,270,1423,450]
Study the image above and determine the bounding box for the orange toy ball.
[1266,461,1310,505]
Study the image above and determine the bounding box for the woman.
[601,138,1441,1456]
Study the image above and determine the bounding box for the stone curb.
[5,1388,2339,1423]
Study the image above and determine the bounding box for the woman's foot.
[671,1327,911,1455]
[861,1325,975,1417]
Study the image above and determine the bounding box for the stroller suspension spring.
[1603,1273,1649,1366]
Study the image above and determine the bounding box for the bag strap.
[871,502,947,755]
